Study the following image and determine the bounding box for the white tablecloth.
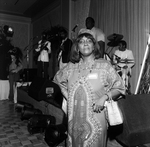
[0,80,10,100]
[0,80,32,102]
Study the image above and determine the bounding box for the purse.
[105,98,123,126]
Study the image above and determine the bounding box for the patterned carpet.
[0,100,64,147]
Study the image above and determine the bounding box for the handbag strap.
[105,92,112,102]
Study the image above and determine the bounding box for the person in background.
[57,28,73,69]
[113,40,135,94]
[0,25,14,80]
[85,16,105,58]
[53,29,125,147]
[35,31,51,79]
[8,47,23,103]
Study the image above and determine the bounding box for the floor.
[0,99,150,147]
[0,99,64,147]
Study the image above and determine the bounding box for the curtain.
[70,0,91,39]
[89,0,150,93]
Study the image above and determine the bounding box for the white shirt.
[91,27,105,42]
[35,40,51,62]
[113,49,135,69]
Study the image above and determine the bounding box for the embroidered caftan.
[54,59,125,147]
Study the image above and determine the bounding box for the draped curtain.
[88,0,150,93]
[70,0,90,39]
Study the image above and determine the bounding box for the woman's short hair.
[69,32,102,63]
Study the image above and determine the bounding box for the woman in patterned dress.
[53,29,125,147]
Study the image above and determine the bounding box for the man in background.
[113,40,135,94]
[35,31,51,79]
[0,25,14,80]
[57,28,73,69]
[0,25,15,101]
[85,17,105,58]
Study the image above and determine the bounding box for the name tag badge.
[88,73,98,79]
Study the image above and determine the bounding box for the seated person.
[113,40,135,93]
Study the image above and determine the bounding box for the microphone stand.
[23,37,38,90]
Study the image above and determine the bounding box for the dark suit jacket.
[59,38,72,63]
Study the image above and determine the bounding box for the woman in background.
[54,29,125,147]
[8,47,23,103]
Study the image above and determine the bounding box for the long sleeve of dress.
[53,65,69,100]
[106,62,126,95]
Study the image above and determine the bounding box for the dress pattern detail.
[68,78,102,147]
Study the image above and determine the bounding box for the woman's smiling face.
[78,36,94,57]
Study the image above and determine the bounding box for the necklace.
[78,59,95,80]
